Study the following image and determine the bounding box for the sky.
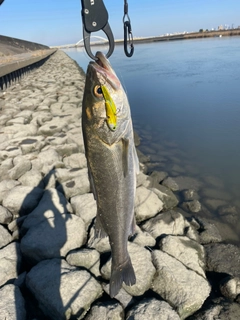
[0,0,240,46]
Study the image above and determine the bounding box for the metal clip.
[123,20,134,57]
[123,0,134,57]
[81,0,115,60]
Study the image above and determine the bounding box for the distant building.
[218,25,224,30]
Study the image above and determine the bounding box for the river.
[64,36,240,245]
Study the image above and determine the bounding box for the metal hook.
[124,20,134,57]
[81,0,115,60]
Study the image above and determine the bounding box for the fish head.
[83,52,130,144]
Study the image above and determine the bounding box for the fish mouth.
[90,51,120,90]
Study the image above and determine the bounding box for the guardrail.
[0,48,56,90]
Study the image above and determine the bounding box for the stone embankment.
[0,50,240,319]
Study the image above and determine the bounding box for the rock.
[0,284,26,320]
[205,243,240,277]
[101,242,156,296]
[8,156,32,180]
[0,205,13,224]
[21,188,72,231]
[203,175,224,188]
[21,213,86,263]
[141,210,189,239]
[201,188,232,201]
[0,179,20,204]
[162,177,179,191]
[0,242,22,287]
[159,235,206,278]
[219,276,240,300]
[2,185,43,217]
[57,169,90,199]
[0,224,13,249]
[54,143,79,157]
[126,298,180,320]
[19,136,46,155]
[37,148,62,174]
[150,170,168,183]
[26,258,103,319]
[103,284,135,309]
[38,117,68,136]
[18,168,44,188]
[182,189,199,201]
[63,153,87,169]
[151,185,179,210]
[203,198,227,211]
[70,193,96,227]
[188,298,240,320]
[181,199,201,213]
[85,301,124,320]
[134,186,163,223]
[66,248,100,277]
[197,217,222,244]
[131,225,156,247]
[87,225,111,253]
[152,250,211,319]
[217,205,238,223]
[172,175,202,191]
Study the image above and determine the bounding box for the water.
[64,37,240,244]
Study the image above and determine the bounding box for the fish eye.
[93,85,103,98]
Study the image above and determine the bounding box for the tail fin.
[109,257,136,298]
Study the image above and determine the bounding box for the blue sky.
[0,0,240,46]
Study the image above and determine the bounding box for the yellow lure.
[101,85,117,131]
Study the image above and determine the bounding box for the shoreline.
[0,50,240,319]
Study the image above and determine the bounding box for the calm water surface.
[64,37,240,244]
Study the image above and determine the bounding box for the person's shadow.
[15,167,70,319]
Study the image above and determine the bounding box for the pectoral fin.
[87,162,97,200]
[133,145,140,175]
[122,138,129,177]
[95,212,107,239]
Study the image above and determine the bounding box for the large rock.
[188,298,240,320]
[126,298,180,320]
[141,210,189,239]
[85,301,124,320]
[66,248,100,277]
[18,169,44,188]
[134,186,163,223]
[2,185,43,217]
[0,205,13,224]
[0,224,13,249]
[0,179,20,204]
[21,213,86,263]
[57,169,90,199]
[151,186,179,210]
[8,156,31,180]
[159,235,206,278]
[0,284,26,320]
[0,242,22,287]
[101,242,156,296]
[152,250,211,319]
[21,188,72,231]
[70,193,96,228]
[171,175,202,191]
[205,243,240,277]
[26,258,103,319]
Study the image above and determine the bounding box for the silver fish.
[82,51,139,297]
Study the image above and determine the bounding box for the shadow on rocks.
[16,167,71,319]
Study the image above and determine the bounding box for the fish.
[82,51,139,297]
